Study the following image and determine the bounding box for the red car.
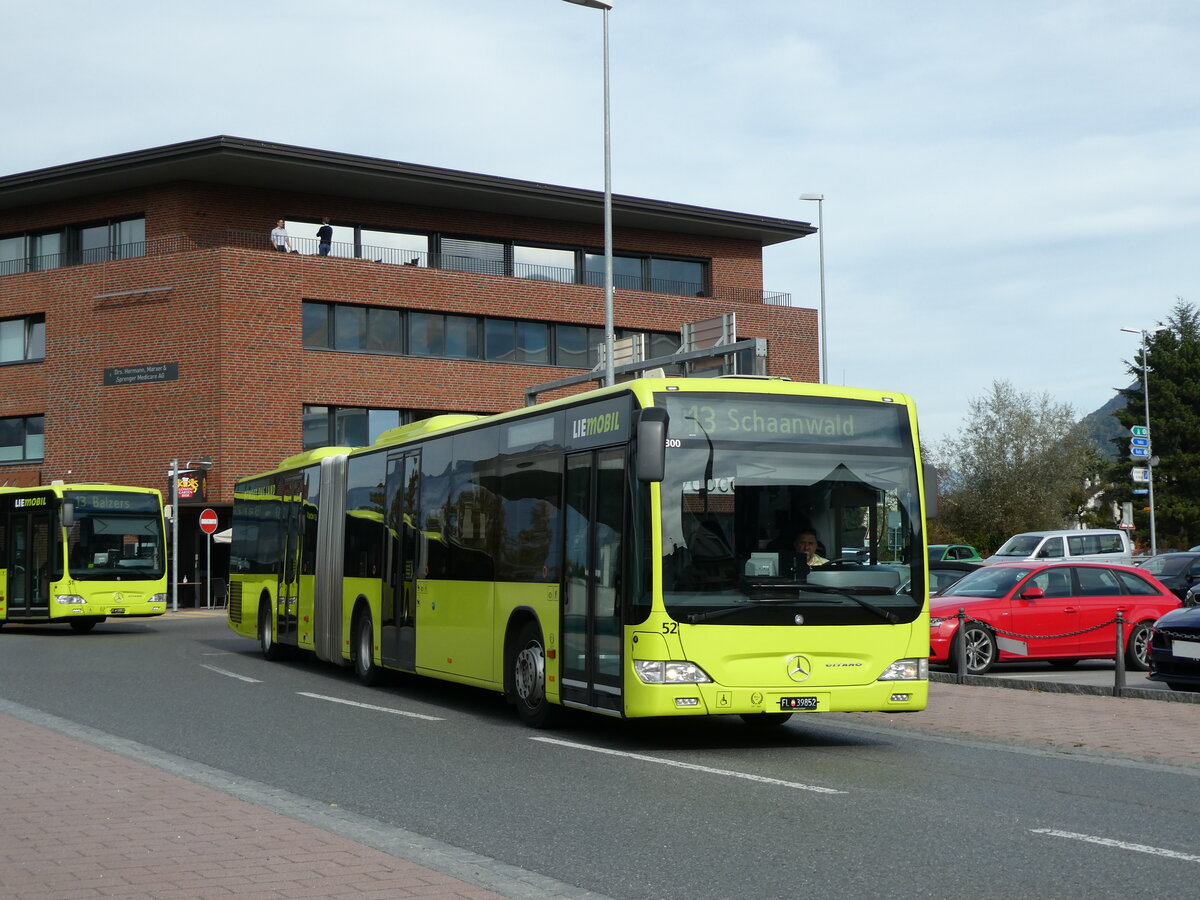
[929,561,1181,675]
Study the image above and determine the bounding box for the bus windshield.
[657,393,924,626]
[62,490,165,580]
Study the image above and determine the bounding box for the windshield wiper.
[796,584,901,624]
[686,599,796,624]
[685,587,902,625]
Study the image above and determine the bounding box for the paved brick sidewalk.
[847,681,1200,767]
[0,712,508,900]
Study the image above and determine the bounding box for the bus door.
[382,452,420,671]
[561,447,626,714]
[276,490,303,644]
[7,506,52,618]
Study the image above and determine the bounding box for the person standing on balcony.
[316,218,333,256]
[270,219,291,252]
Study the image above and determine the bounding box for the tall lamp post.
[800,194,827,384]
[563,0,615,387]
[1121,326,1166,556]
[169,456,212,611]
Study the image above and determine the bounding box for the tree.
[929,380,1104,554]
[1104,299,1200,551]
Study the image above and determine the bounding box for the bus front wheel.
[69,617,102,633]
[512,621,560,728]
[259,602,285,661]
[352,609,384,686]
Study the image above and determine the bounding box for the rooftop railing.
[3,229,793,306]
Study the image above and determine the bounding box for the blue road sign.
[1131,488,1149,495]
[1130,447,1151,457]
[1131,436,1150,447]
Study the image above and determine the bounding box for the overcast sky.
[5,1,1196,444]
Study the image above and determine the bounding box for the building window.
[445,314,479,358]
[410,312,446,357]
[0,315,45,363]
[301,406,474,450]
[650,258,706,296]
[440,237,506,276]
[361,229,428,266]
[303,406,401,450]
[0,235,28,276]
[303,302,402,354]
[302,300,677,370]
[0,414,44,462]
[585,252,706,296]
[0,216,144,275]
[333,305,368,351]
[585,253,644,291]
[514,245,576,284]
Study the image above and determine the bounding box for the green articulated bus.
[228,376,932,727]
[0,483,168,631]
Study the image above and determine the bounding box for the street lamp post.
[1121,326,1166,556]
[562,0,615,387]
[800,193,826,384]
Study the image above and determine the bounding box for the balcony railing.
[2,229,793,306]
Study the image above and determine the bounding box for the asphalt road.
[2,611,1197,900]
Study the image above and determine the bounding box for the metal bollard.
[1113,610,1125,697]
[955,608,967,684]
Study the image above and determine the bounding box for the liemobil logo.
[787,655,811,682]
[571,411,621,439]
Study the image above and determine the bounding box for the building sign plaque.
[104,363,179,386]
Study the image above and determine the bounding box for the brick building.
[0,136,816,588]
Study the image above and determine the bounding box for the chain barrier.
[948,608,1157,697]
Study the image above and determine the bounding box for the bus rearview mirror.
[636,408,669,483]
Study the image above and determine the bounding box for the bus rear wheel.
[353,609,383,686]
[512,622,559,728]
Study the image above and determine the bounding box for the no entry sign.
[199,508,219,535]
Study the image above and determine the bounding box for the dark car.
[1134,552,1200,602]
[929,560,985,594]
[1148,605,1200,691]
[898,560,982,597]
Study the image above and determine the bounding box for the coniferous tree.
[1105,300,1200,551]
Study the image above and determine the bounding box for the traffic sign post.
[199,508,218,608]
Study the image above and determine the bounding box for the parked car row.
[921,537,1200,691]
[927,561,1180,677]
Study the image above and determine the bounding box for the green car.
[928,543,982,563]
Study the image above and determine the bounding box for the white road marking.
[532,736,846,794]
[199,664,262,683]
[1032,829,1200,863]
[298,692,444,721]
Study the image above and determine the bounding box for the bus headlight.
[878,658,928,681]
[149,593,167,604]
[634,660,713,684]
[55,594,86,605]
